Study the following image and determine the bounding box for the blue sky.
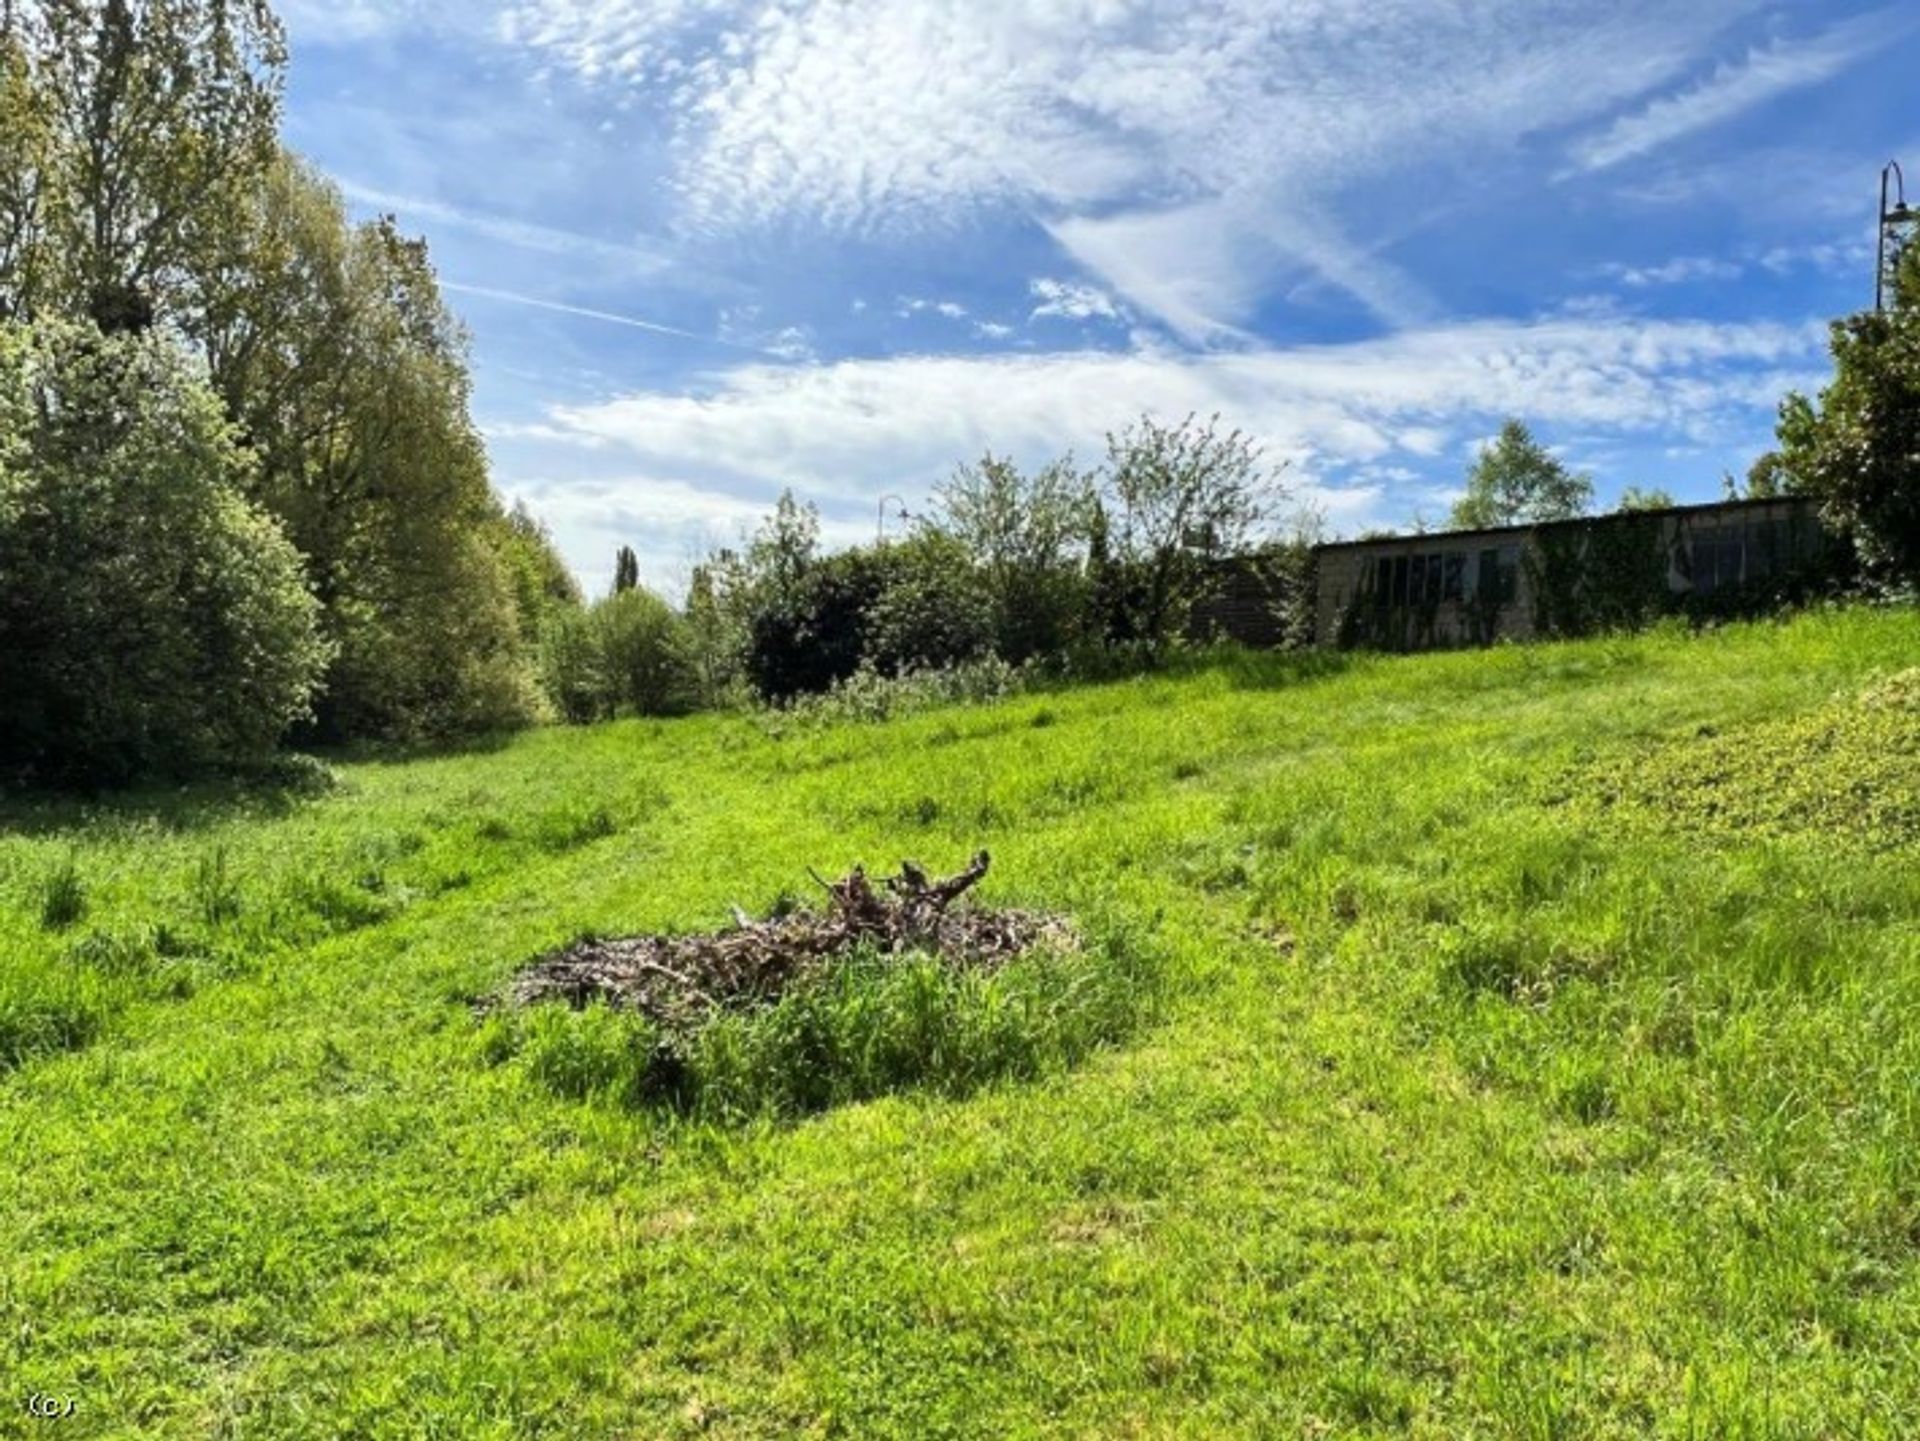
[275,0,1918,596]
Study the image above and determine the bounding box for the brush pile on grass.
[485,852,1152,1118]
[501,851,1075,1027]
[1553,667,1919,850]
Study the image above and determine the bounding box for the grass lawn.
[2,604,1918,1438]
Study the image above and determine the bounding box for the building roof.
[1310,493,1815,554]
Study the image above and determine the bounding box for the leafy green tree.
[539,605,611,724]
[682,559,746,708]
[746,489,820,608]
[745,548,885,702]
[863,531,993,675]
[597,587,697,716]
[696,490,831,701]
[613,545,640,594]
[1741,452,1792,499]
[494,500,582,645]
[1450,420,1593,529]
[539,587,697,722]
[1083,497,1134,646]
[1616,486,1676,513]
[1,0,287,331]
[1101,413,1287,654]
[1773,248,1920,583]
[0,24,55,321]
[929,452,1091,660]
[0,318,326,784]
[200,158,544,738]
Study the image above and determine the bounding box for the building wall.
[1188,557,1293,648]
[1312,496,1830,651]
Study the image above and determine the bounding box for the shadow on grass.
[0,755,340,839]
[321,727,520,771]
[0,721,533,838]
[1211,645,1357,692]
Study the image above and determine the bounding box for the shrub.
[1101,413,1289,655]
[539,605,612,724]
[322,530,544,741]
[0,320,329,785]
[760,656,1030,732]
[252,752,340,797]
[928,453,1093,662]
[597,587,699,716]
[38,853,86,931]
[746,547,893,701]
[862,532,993,675]
[540,587,698,722]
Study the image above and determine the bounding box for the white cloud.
[511,313,1823,563]
[1568,11,1903,173]
[1604,256,1745,287]
[896,297,970,321]
[1028,277,1126,325]
[502,474,872,599]
[1754,234,1877,278]
[337,181,671,271]
[500,0,1764,333]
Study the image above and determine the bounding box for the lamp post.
[1877,160,1915,313]
[877,493,907,544]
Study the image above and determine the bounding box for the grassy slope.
[2,606,1917,1439]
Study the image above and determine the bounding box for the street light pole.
[877,494,906,543]
[1877,160,1914,313]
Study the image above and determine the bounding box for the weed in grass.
[191,845,243,926]
[1552,665,1920,850]
[287,870,394,933]
[38,852,86,931]
[533,801,619,852]
[67,927,158,977]
[0,980,105,1071]
[151,922,202,960]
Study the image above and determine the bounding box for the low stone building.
[1312,495,1836,650]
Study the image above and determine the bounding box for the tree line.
[0,0,579,786]
[541,414,1300,720]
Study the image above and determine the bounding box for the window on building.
[1477,546,1519,604]
[1689,531,1746,594]
[1367,546,1489,607]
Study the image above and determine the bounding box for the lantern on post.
[1877,160,1916,312]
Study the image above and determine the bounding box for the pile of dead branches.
[496,851,1075,1028]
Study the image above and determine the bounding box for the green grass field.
[3,605,1918,1439]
